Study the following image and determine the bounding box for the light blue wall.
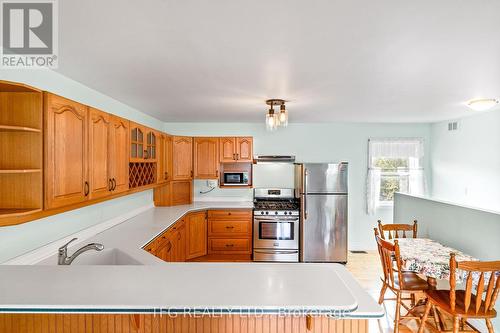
[0,70,164,263]
[165,122,432,250]
[430,110,500,212]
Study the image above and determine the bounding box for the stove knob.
[275,211,278,215]
[289,211,292,215]
[284,211,288,215]
[261,211,264,215]
[265,211,269,215]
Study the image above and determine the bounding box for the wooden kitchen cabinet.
[108,116,129,194]
[129,122,145,162]
[44,93,89,209]
[171,219,187,262]
[145,129,157,161]
[156,237,174,262]
[219,137,253,162]
[194,137,219,179]
[157,133,172,184]
[236,137,253,162]
[186,211,207,259]
[219,137,237,162]
[143,218,187,262]
[89,109,129,199]
[130,123,157,162]
[172,136,193,180]
[207,209,252,255]
[88,108,111,199]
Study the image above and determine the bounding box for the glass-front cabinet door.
[130,123,145,162]
[146,131,156,160]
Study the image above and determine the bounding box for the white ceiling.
[57,0,500,123]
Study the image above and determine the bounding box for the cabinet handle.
[164,172,168,180]
[112,178,117,191]
[84,181,89,196]
[236,153,239,160]
[216,170,219,177]
[190,170,193,178]
[225,225,234,229]
[144,150,149,159]
[233,153,236,160]
[108,179,113,191]
[166,241,172,252]
[225,244,234,247]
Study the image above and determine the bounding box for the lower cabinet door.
[175,220,187,262]
[186,212,207,259]
[156,238,173,262]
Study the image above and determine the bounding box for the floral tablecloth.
[396,238,477,282]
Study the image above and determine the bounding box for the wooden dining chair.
[374,228,429,333]
[418,253,500,333]
[378,219,418,240]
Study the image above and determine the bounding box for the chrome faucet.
[58,238,104,265]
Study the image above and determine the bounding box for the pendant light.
[265,99,288,131]
[266,106,278,131]
[279,103,288,127]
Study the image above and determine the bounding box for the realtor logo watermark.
[1,0,58,68]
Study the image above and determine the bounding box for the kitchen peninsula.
[0,203,383,333]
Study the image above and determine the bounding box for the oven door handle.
[253,250,299,254]
[254,217,299,222]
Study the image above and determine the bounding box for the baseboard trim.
[2,203,154,265]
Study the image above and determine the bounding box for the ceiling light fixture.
[265,99,288,131]
[466,98,499,111]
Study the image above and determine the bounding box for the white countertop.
[0,202,383,318]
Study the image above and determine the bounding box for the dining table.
[394,238,478,288]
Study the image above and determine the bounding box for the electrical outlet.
[207,180,218,188]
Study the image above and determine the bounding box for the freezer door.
[303,163,348,194]
[301,194,347,262]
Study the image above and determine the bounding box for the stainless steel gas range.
[252,188,299,262]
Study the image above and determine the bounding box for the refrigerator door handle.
[303,168,308,219]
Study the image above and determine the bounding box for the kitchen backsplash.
[194,163,295,201]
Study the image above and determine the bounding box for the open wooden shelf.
[0,81,43,224]
[0,125,41,133]
[0,169,41,174]
[0,208,43,217]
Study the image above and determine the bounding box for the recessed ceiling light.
[466,98,499,111]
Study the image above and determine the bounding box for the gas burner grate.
[253,200,299,211]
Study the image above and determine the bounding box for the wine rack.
[129,162,156,188]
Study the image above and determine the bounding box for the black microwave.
[222,172,249,186]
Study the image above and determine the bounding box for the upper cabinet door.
[172,136,193,180]
[109,116,129,193]
[219,137,236,162]
[194,137,219,179]
[44,93,89,209]
[156,133,172,184]
[164,135,173,181]
[157,134,166,184]
[88,108,111,200]
[236,137,253,162]
[146,130,157,161]
[130,122,145,162]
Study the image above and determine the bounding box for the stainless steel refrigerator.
[295,163,348,263]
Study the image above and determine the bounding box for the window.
[367,138,425,214]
